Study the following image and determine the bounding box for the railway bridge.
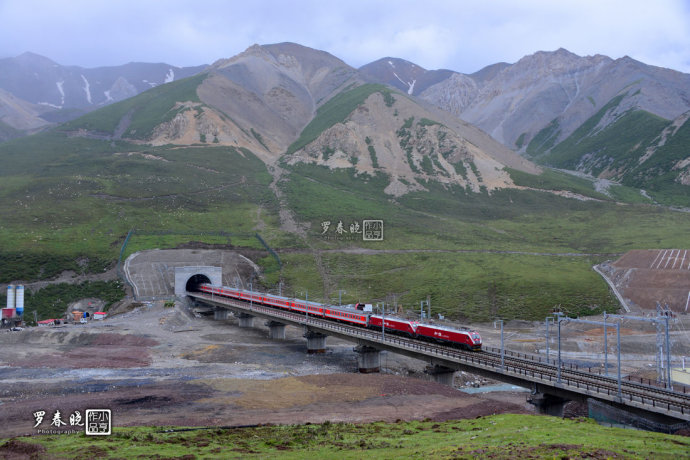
[187,289,690,432]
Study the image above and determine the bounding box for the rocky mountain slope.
[367,48,690,149]
[61,42,538,195]
[362,48,689,200]
[359,57,454,95]
[2,43,687,202]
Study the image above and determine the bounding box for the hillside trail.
[266,162,334,297]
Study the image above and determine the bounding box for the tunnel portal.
[185,274,212,292]
[174,266,222,297]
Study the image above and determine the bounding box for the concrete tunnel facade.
[174,266,222,297]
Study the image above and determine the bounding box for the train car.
[368,315,417,337]
[198,284,481,350]
[289,299,325,317]
[221,287,242,298]
[324,306,369,326]
[415,324,482,350]
[261,293,292,310]
[199,285,219,295]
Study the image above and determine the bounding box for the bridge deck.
[190,292,690,422]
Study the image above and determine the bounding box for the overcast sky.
[1,0,689,73]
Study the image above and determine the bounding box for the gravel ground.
[0,301,533,438]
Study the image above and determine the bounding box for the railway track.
[479,349,690,410]
[192,292,690,419]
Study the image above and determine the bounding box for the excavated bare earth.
[0,303,532,438]
[605,249,690,312]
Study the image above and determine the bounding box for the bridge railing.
[192,293,690,419]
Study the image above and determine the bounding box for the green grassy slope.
[626,118,690,206]
[61,74,206,138]
[286,83,395,154]
[525,92,688,205]
[272,162,689,320]
[0,132,278,282]
[4,415,688,459]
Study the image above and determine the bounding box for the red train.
[197,284,481,351]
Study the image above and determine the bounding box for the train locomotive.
[197,284,481,351]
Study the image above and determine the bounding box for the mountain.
[359,57,454,95]
[0,88,53,137]
[396,49,689,147]
[0,52,207,140]
[58,42,538,195]
[369,49,689,203]
[3,47,688,202]
[1,42,688,322]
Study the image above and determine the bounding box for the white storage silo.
[15,285,24,316]
[6,285,15,309]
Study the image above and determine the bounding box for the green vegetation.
[420,155,434,175]
[507,167,608,200]
[382,89,396,107]
[277,252,615,321]
[525,92,687,205]
[514,132,527,149]
[397,117,418,172]
[0,253,110,284]
[0,120,22,140]
[418,118,442,127]
[453,161,468,180]
[287,84,391,154]
[526,117,561,157]
[4,415,688,459]
[367,145,380,168]
[322,146,335,161]
[400,116,414,130]
[251,127,269,150]
[62,74,206,138]
[607,184,654,204]
[277,161,690,320]
[22,281,125,323]
[0,134,278,281]
[544,102,668,178]
[365,137,379,167]
[623,116,690,206]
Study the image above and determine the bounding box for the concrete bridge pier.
[425,365,456,386]
[303,330,327,354]
[354,345,380,373]
[266,321,286,339]
[236,312,254,328]
[527,392,570,417]
[213,308,228,320]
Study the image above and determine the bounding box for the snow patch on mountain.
[38,102,62,109]
[81,75,92,104]
[392,72,416,94]
[56,81,65,106]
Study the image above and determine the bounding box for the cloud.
[0,0,688,73]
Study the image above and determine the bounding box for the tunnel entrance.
[174,266,222,297]
[185,274,212,292]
